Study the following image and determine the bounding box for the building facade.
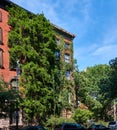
[0,1,16,83]
[0,0,75,129]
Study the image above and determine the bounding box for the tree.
[74,64,111,121]
[0,78,6,91]
[73,60,79,107]
[46,116,75,128]
[0,79,16,118]
[109,57,117,98]
[8,5,59,124]
[73,108,93,125]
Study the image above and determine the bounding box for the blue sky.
[11,0,117,71]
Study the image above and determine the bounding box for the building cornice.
[51,23,75,39]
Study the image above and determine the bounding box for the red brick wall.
[0,8,16,83]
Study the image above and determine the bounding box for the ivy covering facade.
[7,4,75,124]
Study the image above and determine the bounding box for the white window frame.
[10,79,17,90]
[65,42,70,49]
[65,54,70,63]
[66,70,70,80]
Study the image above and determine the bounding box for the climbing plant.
[56,35,75,109]
[8,5,60,124]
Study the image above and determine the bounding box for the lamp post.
[75,85,79,108]
[16,60,20,130]
[114,99,116,121]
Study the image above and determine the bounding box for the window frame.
[55,50,60,60]
[0,27,3,44]
[65,42,70,49]
[0,11,2,22]
[64,53,70,63]
[56,38,60,45]
[10,78,17,90]
[66,70,70,80]
[0,48,3,68]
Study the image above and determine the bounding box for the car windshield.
[76,124,83,128]
[64,124,76,128]
[90,125,106,128]
[109,122,116,125]
[23,126,46,130]
[63,123,83,129]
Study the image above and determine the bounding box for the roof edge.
[51,23,75,39]
[4,0,76,39]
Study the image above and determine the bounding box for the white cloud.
[75,21,117,69]
[92,23,117,59]
[92,44,117,57]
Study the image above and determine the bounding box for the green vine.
[56,35,75,109]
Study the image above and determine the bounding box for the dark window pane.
[0,49,3,68]
[66,70,70,80]
[0,28,3,44]
[0,11,2,22]
[55,51,60,60]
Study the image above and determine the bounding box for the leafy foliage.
[56,36,75,109]
[8,5,59,124]
[0,79,16,118]
[0,78,7,91]
[74,64,112,121]
[109,57,117,98]
[46,116,75,128]
[73,108,93,125]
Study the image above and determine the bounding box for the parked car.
[88,124,110,130]
[23,125,47,130]
[108,121,117,130]
[54,123,87,130]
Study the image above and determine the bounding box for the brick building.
[0,0,75,129]
[0,1,16,84]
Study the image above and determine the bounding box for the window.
[0,27,3,44]
[0,48,3,68]
[10,111,18,124]
[65,54,70,63]
[55,51,60,60]
[66,70,70,80]
[65,42,70,49]
[68,92,71,104]
[10,79,17,90]
[56,38,60,45]
[0,11,2,22]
